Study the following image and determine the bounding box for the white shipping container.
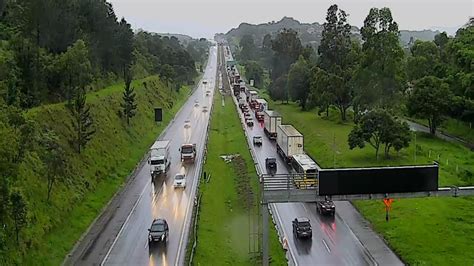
[150,140,170,158]
[277,125,304,158]
[263,110,282,135]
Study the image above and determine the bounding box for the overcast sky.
[109,0,473,38]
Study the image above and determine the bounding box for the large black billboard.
[318,164,439,196]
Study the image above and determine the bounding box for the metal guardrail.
[188,193,202,266]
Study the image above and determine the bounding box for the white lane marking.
[101,181,150,266]
[336,210,378,266]
[322,239,331,253]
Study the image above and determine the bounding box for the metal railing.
[262,173,319,191]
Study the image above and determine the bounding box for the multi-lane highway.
[224,47,403,265]
[102,46,218,265]
[66,45,218,266]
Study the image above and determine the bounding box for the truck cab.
[180,143,197,163]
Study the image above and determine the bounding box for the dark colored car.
[253,136,263,146]
[246,118,254,127]
[265,157,277,175]
[148,219,169,245]
[292,217,312,239]
[316,200,336,216]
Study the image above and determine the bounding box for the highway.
[65,45,218,266]
[224,47,403,265]
[101,46,218,265]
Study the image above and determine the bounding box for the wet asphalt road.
[234,102,375,265]
[102,46,218,266]
[225,49,401,264]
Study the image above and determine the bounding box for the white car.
[173,173,186,188]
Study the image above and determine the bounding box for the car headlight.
[161,234,165,240]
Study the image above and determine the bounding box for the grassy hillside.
[5,76,191,265]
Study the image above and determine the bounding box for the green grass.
[11,76,192,265]
[260,97,474,265]
[193,91,286,265]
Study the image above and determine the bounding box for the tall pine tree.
[121,69,137,125]
[68,88,95,153]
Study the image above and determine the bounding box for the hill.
[225,16,443,48]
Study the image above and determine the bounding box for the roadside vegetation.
[1,76,192,265]
[0,0,210,263]
[232,4,473,263]
[193,88,286,265]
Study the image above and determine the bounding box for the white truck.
[263,110,282,140]
[149,140,171,179]
[249,91,258,108]
[276,125,304,164]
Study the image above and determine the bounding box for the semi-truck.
[180,143,197,163]
[255,99,268,121]
[263,110,282,140]
[149,140,171,179]
[276,125,304,164]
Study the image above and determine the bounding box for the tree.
[407,40,442,81]
[287,56,310,109]
[159,64,176,89]
[308,67,334,116]
[239,34,255,61]
[121,69,137,125]
[407,76,453,135]
[358,7,405,107]
[40,130,68,202]
[270,29,303,101]
[271,29,302,78]
[9,190,27,244]
[348,109,410,159]
[270,74,288,102]
[261,33,273,68]
[68,88,95,153]
[116,18,134,75]
[382,120,411,157]
[56,40,92,101]
[318,5,360,121]
[243,61,264,88]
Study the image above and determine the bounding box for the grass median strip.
[192,92,286,265]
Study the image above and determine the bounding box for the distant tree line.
[234,4,474,158]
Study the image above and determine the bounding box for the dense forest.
[232,5,473,156]
[0,0,206,108]
[0,0,209,263]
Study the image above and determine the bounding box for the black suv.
[316,200,336,216]
[265,157,277,175]
[292,217,312,239]
[148,218,169,245]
